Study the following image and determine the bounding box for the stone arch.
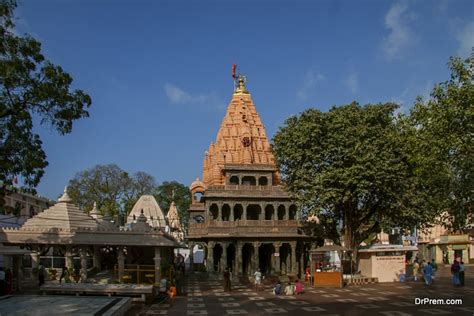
[264,205,274,220]
[233,204,243,220]
[194,192,203,203]
[229,176,239,185]
[258,176,268,186]
[277,205,286,220]
[289,205,297,220]
[209,204,219,220]
[242,176,256,186]
[222,204,231,221]
[246,204,261,220]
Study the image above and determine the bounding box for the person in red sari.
[295,279,304,295]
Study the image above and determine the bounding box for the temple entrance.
[258,244,273,275]
[280,243,291,275]
[213,244,223,272]
[242,243,254,275]
[226,244,236,272]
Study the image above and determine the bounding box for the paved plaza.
[135,266,474,316]
[0,295,131,315]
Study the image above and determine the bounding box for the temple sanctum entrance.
[258,244,274,275]
[213,244,223,272]
[242,243,254,275]
[226,244,236,272]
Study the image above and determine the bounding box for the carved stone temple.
[187,75,310,277]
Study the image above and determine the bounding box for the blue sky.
[13,0,474,200]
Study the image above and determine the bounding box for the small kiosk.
[310,244,346,288]
[358,244,417,282]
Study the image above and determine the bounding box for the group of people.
[451,260,465,287]
[273,279,304,296]
[412,259,437,285]
[412,257,466,287]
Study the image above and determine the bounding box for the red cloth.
[295,281,303,294]
[232,64,237,79]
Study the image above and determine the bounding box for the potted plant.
[48,268,58,280]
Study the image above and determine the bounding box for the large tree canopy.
[68,164,156,218]
[272,103,434,250]
[407,51,474,230]
[0,0,91,206]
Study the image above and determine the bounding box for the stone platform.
[0,295,131,315]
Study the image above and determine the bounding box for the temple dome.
[127,195,166,228]
[190,177,205,192]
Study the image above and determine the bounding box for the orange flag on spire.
[232,64,237,79]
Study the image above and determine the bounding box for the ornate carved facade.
[187,76,309,277]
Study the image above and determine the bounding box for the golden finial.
[234,74,249,94]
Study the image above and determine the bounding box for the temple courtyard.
[132,266,473,316]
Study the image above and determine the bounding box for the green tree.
[67,164,156,218]
[408,50,474,230]
[272,103,435,252]
[155,181,191,231]
[0,0,91,207]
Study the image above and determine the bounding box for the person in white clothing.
[254,269,262,291]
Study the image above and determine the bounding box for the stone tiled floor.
[137,267,474,316]
[0,295,131,315]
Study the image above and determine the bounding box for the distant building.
[1,187,55,227]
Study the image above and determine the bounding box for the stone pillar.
[14,256,23,291]
[290,242,297,275]
[235,242,242,276]
[65,248,74,270]
[253,242,260,273]
[188,243,194,272]
[207,242,215,272]
[285,204,289,220]
[118,248,125,283]
[154,247,161,283]
[80,248,88,282]
[259,203,264,220]
[274,242,281,275]
[218,203,222,221]
[230,203,235,221]
[31,251,40,269]
[243,204,248,221]
[93,245,101,270]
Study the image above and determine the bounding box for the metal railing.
[114,264,157,284]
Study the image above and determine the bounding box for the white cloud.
[381,2,415,60]
[164,84,192,104]
[456,21,474,57]
[164,83,223,109]
[345,72,358,94]
[297,70,325,99]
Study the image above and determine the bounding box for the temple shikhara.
[187,74,310,277]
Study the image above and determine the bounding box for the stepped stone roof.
[0,189,179,248]
[127,195,166,228]
[21,188,99,231]
[202,76,279,186]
